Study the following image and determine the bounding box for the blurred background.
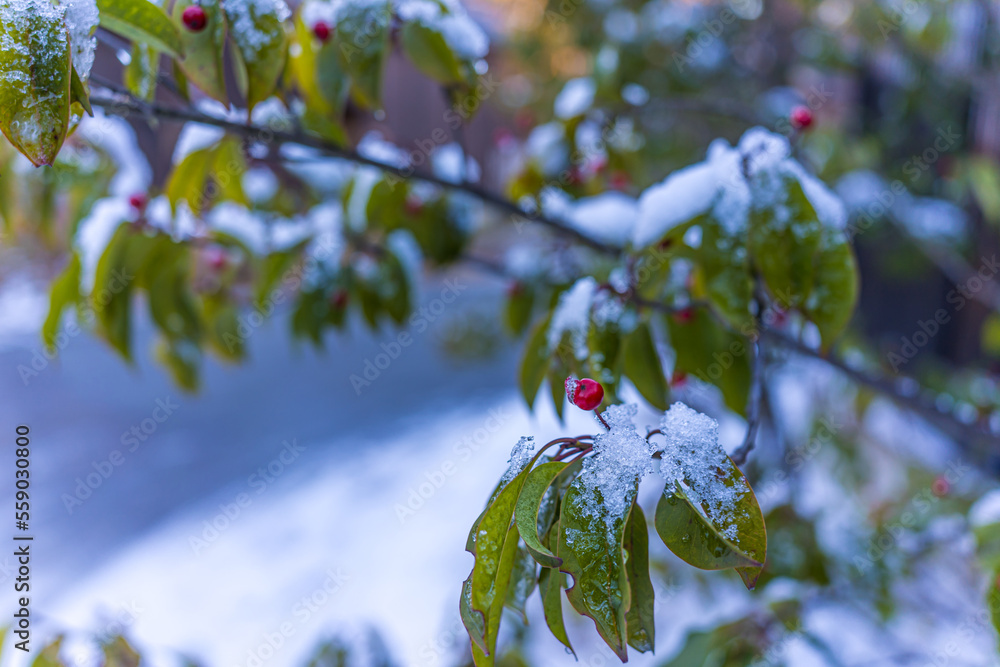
[3,0,1000,666]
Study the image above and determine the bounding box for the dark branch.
[87,84,621,256]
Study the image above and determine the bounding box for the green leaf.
[503,284,534,336]
[692,218,753,331]
[988,568,1000,651]
[0,1,71,166]
[70,66,93,116]
[504,545,537,623]
[335,0,390,109]
[519,317,550,409]
[623,504,655,653]
[667,306,751,414]
[470,524,521,667]
[290,11,348,144]
[401,21,465,85]
[558,482,634,661]
[223,0,288,110]
[165,144,214,215]
[173,0,227,103]
[42,253,82,350]
[97,0,183,57]
[654,456,767,590]
[515,460,571,568]
[125,42,159,102]
[969,156,1000,225]
[803,227,858,350]
[103,635,141,667]
[538,522,575,656]
[31,636,63,667]
[622,321,669,410]
[748,176,823,311]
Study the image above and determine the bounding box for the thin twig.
[731,332,765,466]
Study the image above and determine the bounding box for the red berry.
[673,307,693,324]
[313,20,332,42]
[566,377,604,411]
[507,281,523,297]
[790,105,813,130]
[204,246,227,271]
[493,127,515,148]
[566,166,583,186]
[609,171,630,190]
[128,193,147,210]
[671,370,688,387]
[931,475,950,497]
[404,195,423,217]
[331,289,349,309]
[182,6,208,31]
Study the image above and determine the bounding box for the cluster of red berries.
[565,377,604,411]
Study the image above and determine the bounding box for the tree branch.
[86,84,621,256]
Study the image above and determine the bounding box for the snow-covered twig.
[87,86,621,255]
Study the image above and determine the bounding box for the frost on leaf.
[633,127,846,248]
[658,402,747,542]
[499,436,535,487]
[63,0,98,82]
[0,0,73,166]
[571,404,656,535]
[397,0,489,60]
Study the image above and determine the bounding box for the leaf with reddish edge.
[654,459,766,591]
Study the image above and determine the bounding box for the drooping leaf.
[504,545,537,623]
[401,20,465,85]
[125,42,159,102]
[42,252,82,350]
[70,66,93,116]
[462,446,551,662]
[31,636,63,667]
[623,504,655,653]
[470,524,521,667]
[503,284,534,336]
[223,0,289,110]
[103,635,141,667]
[654,456,767,590]
[667,307,751,414]
[290,10,347,144]
[538,520,575,656]
[335,0,390,109]
[689,217,753,331]
[97,0,183,56]
[0,1,72,166]
[622,321,669,410]
[803,227,859,351]
[515,460,571,568]
[558,482,634,661]
[519,317,550,409]
[173,0,227,103]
